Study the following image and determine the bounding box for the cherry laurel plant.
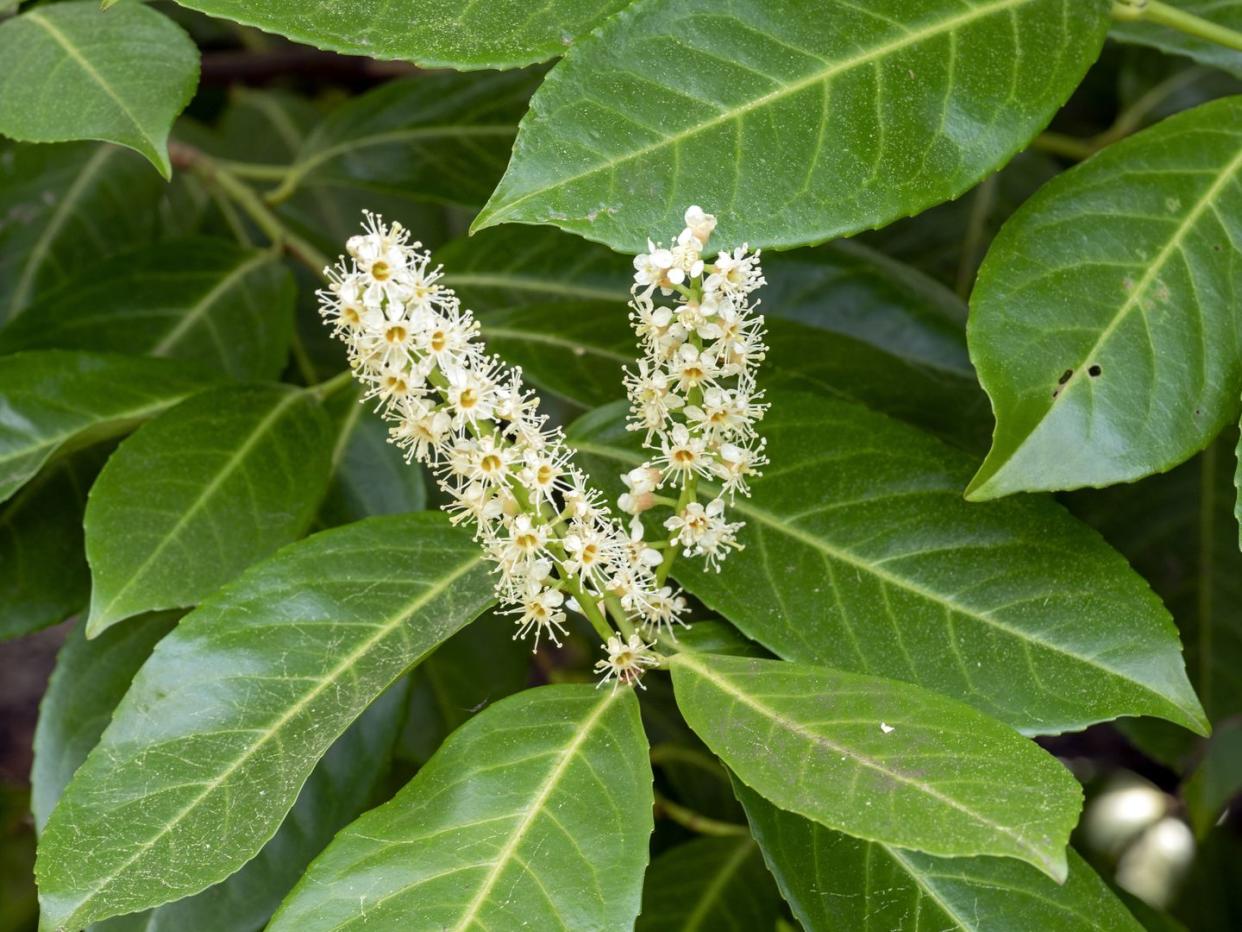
[5,1,1242,930]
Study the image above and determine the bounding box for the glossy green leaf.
[637,835,780,932]
[0,143,162,321]
[269,684,652,932]
[83,384,333,635]
[36,513,494,929]
[967,96,1242,499]
[1112,1,1242,78]
[474,0,1112,251]
[568,391,1207,735]
[1069,433,1242,731]
[34,617,411,932]
[169,0,624,69]
[0,446,109,641]
[318,385,426,527]
[0,351,212,505]
[0,238,294,380]
[0,2,198,177]
[31,614,179,831]
[733,779,1143,931]
[269,71,536,209]
[671,652,1082,879]
[397,611,530,767]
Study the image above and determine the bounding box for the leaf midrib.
[88,389,306,629]
[449,688,621,931]
[569,435,1178,706]
[24,12,149,140]
[481,0,1038,223]
[998,141,1242,469]
[58,548,487,927]
[675,653,1051,868]
[682,838,755,931]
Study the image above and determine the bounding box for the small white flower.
[506,584,569,650]
[678,205,717,247]
[595,634,661,689]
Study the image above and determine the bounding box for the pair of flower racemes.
[318,206,768,688]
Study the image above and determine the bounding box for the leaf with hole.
[967,96,1242,499]
[474,0,1112,251]
[0,351,213,506]
[671,652,1082,879]
[0,2,198,177]
[269,71,537,209]
[0,238,294,380]
[0,143,162,322]
[168,0,625,69]
[568,391,1206,735]
[84,384,334,635]
[269,684,651,932]
[733,778,1142,931]
[35,513,494,929]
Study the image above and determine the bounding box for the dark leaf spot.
[1088,365,1102,378]
[1058,369,1073,385]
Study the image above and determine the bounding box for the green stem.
[194,159,332,274]
[1031,132,1097,161]
[654,792,750,837]
[1112,1,1242,52]
[307,368,355,401]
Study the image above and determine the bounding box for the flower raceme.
[319,209,766,688]
[622,207,768,573]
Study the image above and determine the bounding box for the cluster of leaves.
[0,0,1241,930]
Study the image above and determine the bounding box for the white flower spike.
[319,212,683,678]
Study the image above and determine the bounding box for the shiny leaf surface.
[734,779,1142,931]
[269,685,651,932]
[84,384,333,635]
[474,0,1112,251]
[569,392,1206,736]
[967,97,1242,499]
[169,0,625,69]
[0,2,198,176]
[671,653,1082,880]
[36,514,493,929]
